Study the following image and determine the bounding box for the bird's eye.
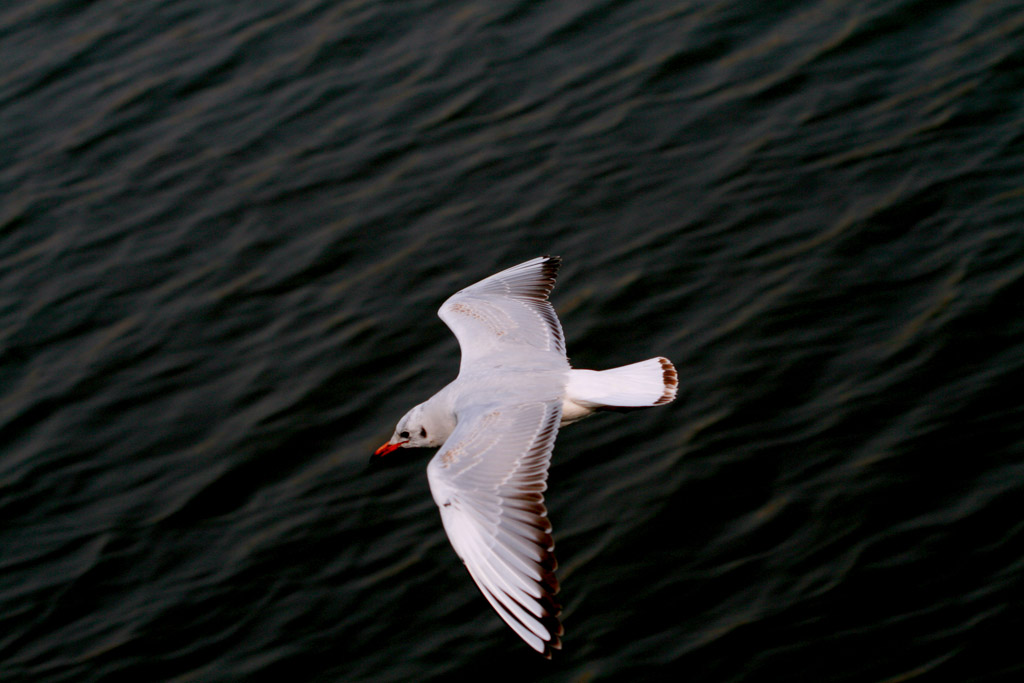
[420,427,427,438]
[399,431,410,439]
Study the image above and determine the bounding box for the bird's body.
[374,256,676,657]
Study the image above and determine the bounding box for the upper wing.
[438,256,567,372]
[426,400,564,657]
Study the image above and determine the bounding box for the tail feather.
[563,357,677,423]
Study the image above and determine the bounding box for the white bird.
[374,256,677,657]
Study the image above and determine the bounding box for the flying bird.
[373,256,677,657]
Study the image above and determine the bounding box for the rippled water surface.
[3,1,1024,681]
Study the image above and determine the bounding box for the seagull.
[373,256,677,657]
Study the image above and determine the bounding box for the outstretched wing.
[438,256,567,372]
[426,400,564,657]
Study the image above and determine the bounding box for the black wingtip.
[534,255,561,300]
[541,255,561,275]
[539,630,563,659]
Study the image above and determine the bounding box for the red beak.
[374,440,408,456]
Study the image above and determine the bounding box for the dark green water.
[3,1,1024,681]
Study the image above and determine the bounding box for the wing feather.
[438,256,568,372]
[427,400,564,657]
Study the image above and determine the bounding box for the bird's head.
[374,402,447,457]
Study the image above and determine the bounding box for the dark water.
[3,0,1024,681]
